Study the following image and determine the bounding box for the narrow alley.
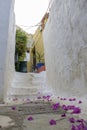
[0,0,87,130]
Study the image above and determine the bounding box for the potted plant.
[36,51,44,69]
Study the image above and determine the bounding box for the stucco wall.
[0,0,15,101]
[33,29,45,64]
[43,0,87,98]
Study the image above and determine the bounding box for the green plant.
[15,28,28,61]
[36,51,44,63]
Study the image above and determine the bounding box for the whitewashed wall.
[0,0,15,101]
[43,0,87,98]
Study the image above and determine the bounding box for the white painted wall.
[0,0,15,101]
[43,0,87,98]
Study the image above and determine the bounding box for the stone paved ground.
[0,103,71,130]
[1,72,87,130]
[0,100,87,130]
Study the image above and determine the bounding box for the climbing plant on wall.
[15,28,28,61]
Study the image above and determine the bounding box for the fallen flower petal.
[43,96,47,99]
[71,124,76,130]
[69,117,75,123]
[69,99,73,101]
[67,105,75,110]
[64,98,67,100]
[62,105,68,111]
[52,103,60,110]
[72,107,81,114]
[37,96,42,99]
[11,106,16,110]
[76,119,84,123]
[78,101,82,104]
[27,116,34,121]
[46,95,51,99]
[72,98,76,101]
[60,98,63,100]
[49,119,56,125]
[84,125,87,130]
[61,113,66,117]
[76,123,84,130]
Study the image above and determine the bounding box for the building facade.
[0,0,15,101]
[30,13,49,72]
[43,0,87,98]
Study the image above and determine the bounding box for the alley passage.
[0,72,87,130]
[0,72,72,130]
[7,71,52,103]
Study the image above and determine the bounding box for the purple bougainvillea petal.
[11,106,16,110]
[78,101,82,104]
[61,113,66,117]
[72,107,81,114]
[37,96,42,99]
[69,117,75,123]
[71,124,76,130]
[49,119,56,125]
[84,125,87,130]
[62,105,68,111]
[27,116,34,121]
[76,119,84,123]
[76,122,84,130]
[69,99,73,101]
[64,98,67,100]
[52,103,60,110]
[72,98,76,101]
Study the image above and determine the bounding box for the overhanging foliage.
[15,28,28,61]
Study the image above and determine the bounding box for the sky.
[14,0,49,34]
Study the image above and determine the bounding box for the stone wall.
[0,0,15,101]
[43,0,87,98]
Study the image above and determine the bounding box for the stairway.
[6,71,53,103]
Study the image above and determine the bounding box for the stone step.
[6,94,39,102]
[14,73,44,79]
[11,86,42,89]
[11,83,42,87]
[8,88,40,95]
[8,84,52,96]
[12,81,44,87]
[7,93,39,101]
[6,71,53,102]
[8,90,53,99]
